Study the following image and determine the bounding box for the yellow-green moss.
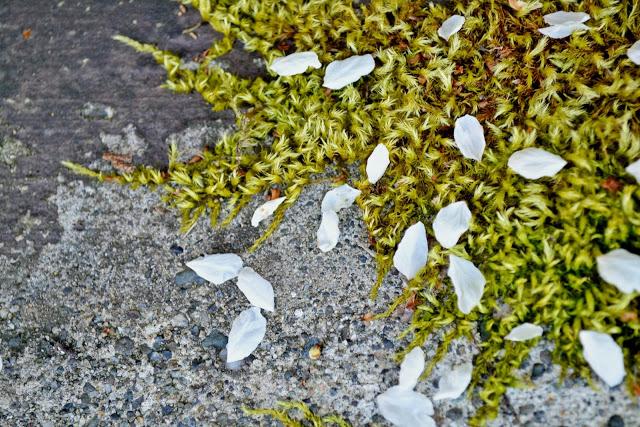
[244,401,351,427]
[66,0,640,424]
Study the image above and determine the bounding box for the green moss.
[244,401,351,426]
[66,0,640,424]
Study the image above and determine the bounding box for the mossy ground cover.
[66,0,640,424]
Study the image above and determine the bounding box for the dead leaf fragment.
[22,28,32,40]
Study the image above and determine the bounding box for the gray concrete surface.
[1,1,638,426]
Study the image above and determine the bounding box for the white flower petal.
[393,222,429,280]
[433,362,473,401]
[186,253,243,285]
[543,11,590,26]
[448,255,485,314]
[251,197,286,227]
[596,249,640,294]
[376,386,435,427]
[438,15,465,41]
[628,41,640,65]
[269,51,321,77]
[226,306,267,363]
[626,159,640,181]
[398,347,425,390]
[505,323,544,342]
[317,210,340,253]
[366,144,390,184]
[321,184,361,213]
[236,267,275,311]
[453,115,485,161]
[507,147,567,179]
[579,330,625,387]
[433,201,472,248]
[538,23,589,39]
[323,54,375,90]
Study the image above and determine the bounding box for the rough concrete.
[1,1,638,426]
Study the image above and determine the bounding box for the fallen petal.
[321,184,361,213]
[366,144,390,184]
[251,197,286,227]
[596,249,640,294]
[226,306,267,363]
[626,159,640,181]
[629,41,640,65]
[434,362,473,400]
[448,255,485,314]
[543,11,590,26]
[236,267,275,311]
[398,347,425,390]
[186,253,243,285]
[317,210,340,252]
[270,51,321,77]
[507,147,567,179]
[579,330,626,387]
[438,15,465,41]
[323,54,375,90]
[433,201,472,248]
[377,386,435,427]
[538,23,589,39]
[453,115,485,161]
[393,222,429,280]
[505,323,544,342]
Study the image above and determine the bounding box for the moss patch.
[66,0,640,424]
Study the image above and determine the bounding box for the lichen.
[65,0,640,424]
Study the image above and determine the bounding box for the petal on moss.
[626,159,640,181]
[269,51,321,76]
[543,11,590,25]
[398,347,425,390]
[376,386,435,427]
[226,307,267,363]
[596,249,640,294]
[579,330,625,387]
[251,196,286,227]
[629,41,640,65]
[393,222,429,280]
[538,23,589,39]
[438,15,465,41]
[321,184,361,213]
[366,143,390,184]
[453,115,485,161]
[507,148,567,179]
[505,323,543,341]
[186,253,243,285]
[317,210,340,252]
[433,201,472,249]
[237,267,275,311]
[323,54,375,90]
[448,255,485,314]
[433,362,473,401]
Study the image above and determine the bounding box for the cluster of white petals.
[377,347,437,427]
[538,11,590,39]
[186,254,276,363]
[317,184,361,252]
